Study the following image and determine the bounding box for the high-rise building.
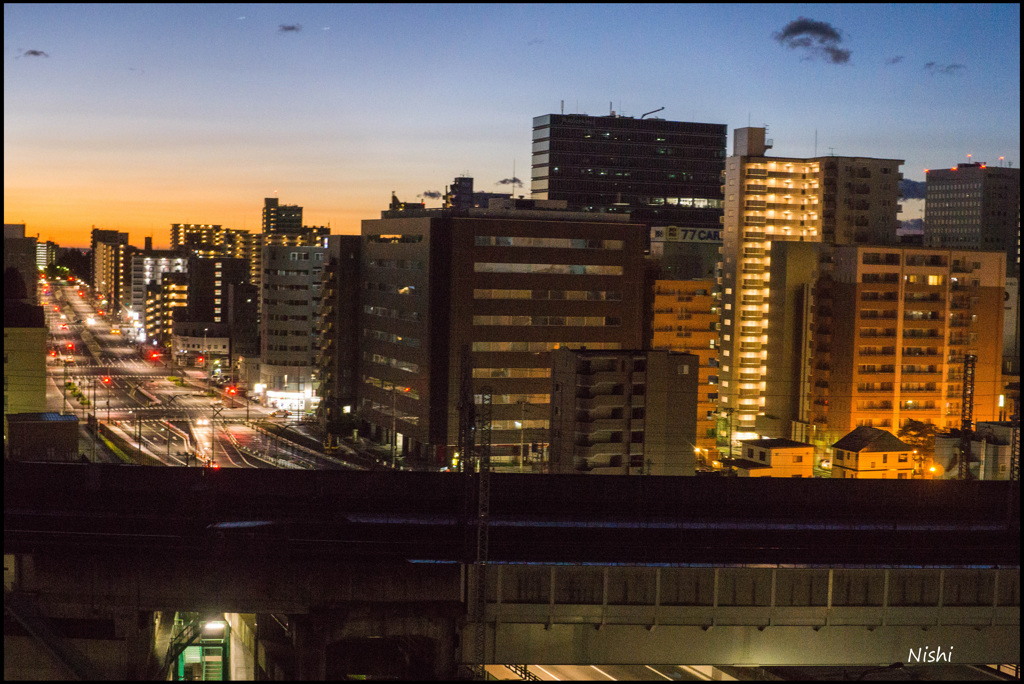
[530,113,727,233]
[89,227,128,281]
[924,163,1020,276]
[4,224,38,302]
[924,162,1021,375]
[315,235,362,437]
[549,348,699,475]
[718,127,904,444]
[358,197,647,467]
[4,267,46,416]
[144,272,188,345]
[811,245,1006,436]
[649,280,720,454]
[128,251,188,318]
[262,198,303,235]
[259,244,326,411]
[92,238,130,312]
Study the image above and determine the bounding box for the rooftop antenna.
[814,129,818,157]
[560,99,564,115]
[828,147,835,157]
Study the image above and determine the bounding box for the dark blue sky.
[4,3,1020,245]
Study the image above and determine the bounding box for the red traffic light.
[66,343,74,350]
[197,356,204,363]
[228,387,237,395]
[50,350,57,357]
[151,352,159,359]
[102,376,111,384]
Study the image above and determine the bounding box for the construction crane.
[957,354,977,480]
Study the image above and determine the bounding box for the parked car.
[270,409,291,417]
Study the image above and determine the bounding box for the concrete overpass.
[4,463,1019,679]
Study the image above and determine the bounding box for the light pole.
[202,328,208,387]
[391,382,398,468]
[516,399,528,468]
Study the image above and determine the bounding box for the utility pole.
[472,386,492,680]
[211,405,224,467]
[391,382,398,468]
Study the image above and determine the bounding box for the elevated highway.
[4,464,1019,678]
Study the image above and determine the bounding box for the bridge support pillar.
[292,611,328,680]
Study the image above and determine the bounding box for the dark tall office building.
[530,112,727,231]
[359,198,647,467]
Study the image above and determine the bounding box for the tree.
[897,419,938,455]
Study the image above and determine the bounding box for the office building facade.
[531,113,727,232]
[358,199,647,467]
[924,163,1020,276]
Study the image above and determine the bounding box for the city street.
[41,279,363,470]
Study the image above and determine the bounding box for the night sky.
[4,3,1020,247]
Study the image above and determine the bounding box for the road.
[41,279,364,469]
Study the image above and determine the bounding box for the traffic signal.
[151,352,159,360]
[228,386,237,395]
[102,376,111,385]
[66,343,74,350]
[197,355,204,363]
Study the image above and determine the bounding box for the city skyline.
[4,3,1020,248]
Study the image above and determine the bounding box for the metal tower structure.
[471,387,492,680]
[958,354,977,480]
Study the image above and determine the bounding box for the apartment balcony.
[738,359,762,368]
[576,417,627,432]
[741,280,765,289]
[746,185,768,194]
[901,348,940,358]
[744,200,767,209]
[902,331,942,340]
[743,231,767,241]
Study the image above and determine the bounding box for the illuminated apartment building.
[171,224,260,283]
[143,272,188,344]
[812,245,1005,435]
[650,280,719,453]
[718,127,903,445]
[128,250,187,318]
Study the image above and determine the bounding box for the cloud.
[419,190,442,200]
[899,179,927,200]
[278,23,302,33]
[885,55,904,65]
[20,49,49,58]
[773,17,850,64]
[495,177,523,187]
[924,61,966,75]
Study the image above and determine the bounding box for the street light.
[202,328,208,385]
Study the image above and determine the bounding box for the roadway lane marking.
[532,665,560,680]
[590,666,616,680]
[645,665,675,680]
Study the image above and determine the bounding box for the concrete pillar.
[292,612,328,680]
